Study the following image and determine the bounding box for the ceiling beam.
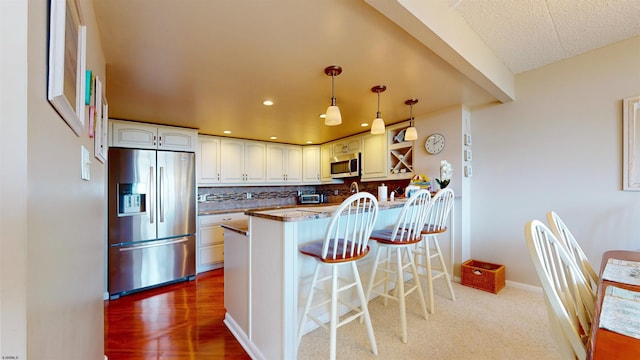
[366,0,515,103]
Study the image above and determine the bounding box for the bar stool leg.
[353,262,378,355]
[298,263,321,346]
[329,265,338,360]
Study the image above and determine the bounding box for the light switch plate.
[464,134,472,146]
[464,149,472,161]
[81,145,91,181]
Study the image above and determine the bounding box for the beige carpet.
[298,279,561,359]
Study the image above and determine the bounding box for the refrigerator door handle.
[149,166,155,224]
[118,237,188,252]
[159,166,165,223]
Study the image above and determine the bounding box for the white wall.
[19,0,106,358]
[1,0,28,357]
[413,105,471,275]
[471,36,640,285]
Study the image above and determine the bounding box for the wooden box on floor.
[461,259,505,294]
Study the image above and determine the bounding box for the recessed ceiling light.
[270,136,277,140]
[263,100,274,106]
[223,130,231,134]
[361,123,369,127]
[320,114,326,119]
[306,141,313,144]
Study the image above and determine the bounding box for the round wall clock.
[425,133,446,154]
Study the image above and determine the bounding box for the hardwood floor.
[105,269,250,359]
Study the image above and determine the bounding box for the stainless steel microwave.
[330,153,360,178]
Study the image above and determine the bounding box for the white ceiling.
[453,0,640,74]
[92,0,640,145]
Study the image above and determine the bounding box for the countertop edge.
[245,199,408,222]
[221,220,249,236]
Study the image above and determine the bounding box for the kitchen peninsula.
[222,200,407,360]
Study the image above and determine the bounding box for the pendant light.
[324,65,343,126]
[370,85,386,134]
[404,99,418,141]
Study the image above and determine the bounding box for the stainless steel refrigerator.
[108,147,196,298]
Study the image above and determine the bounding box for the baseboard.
[454,275,542,293]
[223,313,263,360]
[505,279,543,293]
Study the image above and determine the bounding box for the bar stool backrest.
[322,192,379,261]
[423,188,454,234]
[388,189,431,243]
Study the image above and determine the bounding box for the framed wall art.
[94,77,107,163]
[47,0,86,136]
[623,96,640,191]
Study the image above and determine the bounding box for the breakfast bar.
[222,200,407,360]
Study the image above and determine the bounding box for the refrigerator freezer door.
[108,235,196,296]
[156,151,196,239]
[108,148,157,244]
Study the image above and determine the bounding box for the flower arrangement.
[410,173,431,189]
[436,160,452,189]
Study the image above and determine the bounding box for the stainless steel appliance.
[330,152,360,178]
[108,147,196,298]
[299,193,322,204]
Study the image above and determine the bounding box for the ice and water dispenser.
[117,183,147,215]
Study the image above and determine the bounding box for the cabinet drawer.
[200,226,223,246]
[200,244,224,265]
[199,213,247,227]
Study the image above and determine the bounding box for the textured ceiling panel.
[454,0,640,74]
[547,0,640,58]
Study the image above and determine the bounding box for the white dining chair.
[524,219,595,360]
[546,211,599,296]
[414,188,456,314]
[365,189,430,344]
[297,192,379,360]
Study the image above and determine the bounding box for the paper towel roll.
[378,184,387,202]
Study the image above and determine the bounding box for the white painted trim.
[454,276,543,293]
[505,279,543,293]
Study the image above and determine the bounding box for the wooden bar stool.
[414,188,456,314]
[298,192,379,360]
[365,189,430,344]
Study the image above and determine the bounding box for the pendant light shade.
[324,65,342,126]
[371,85,386,135]
[325,105,342,126]
[404,99,419,141]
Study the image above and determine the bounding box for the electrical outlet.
[246,192,252,199]
[334,190,339,195]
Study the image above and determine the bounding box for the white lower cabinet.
[197,212,247,273]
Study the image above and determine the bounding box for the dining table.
[588,250,640,359]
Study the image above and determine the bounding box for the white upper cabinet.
[332,135,361,155]
[320,143,334,183]
[198,135,221,185]
[220,139,266,184]
[110,120,197,151]
[361,132,387,180]
[302,146,321,183]
[266,144,303,183]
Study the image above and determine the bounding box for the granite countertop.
[245,198,408,222]
[198,202,342,216]
[221,220,249,236]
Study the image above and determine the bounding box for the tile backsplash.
[197,179,411,214]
